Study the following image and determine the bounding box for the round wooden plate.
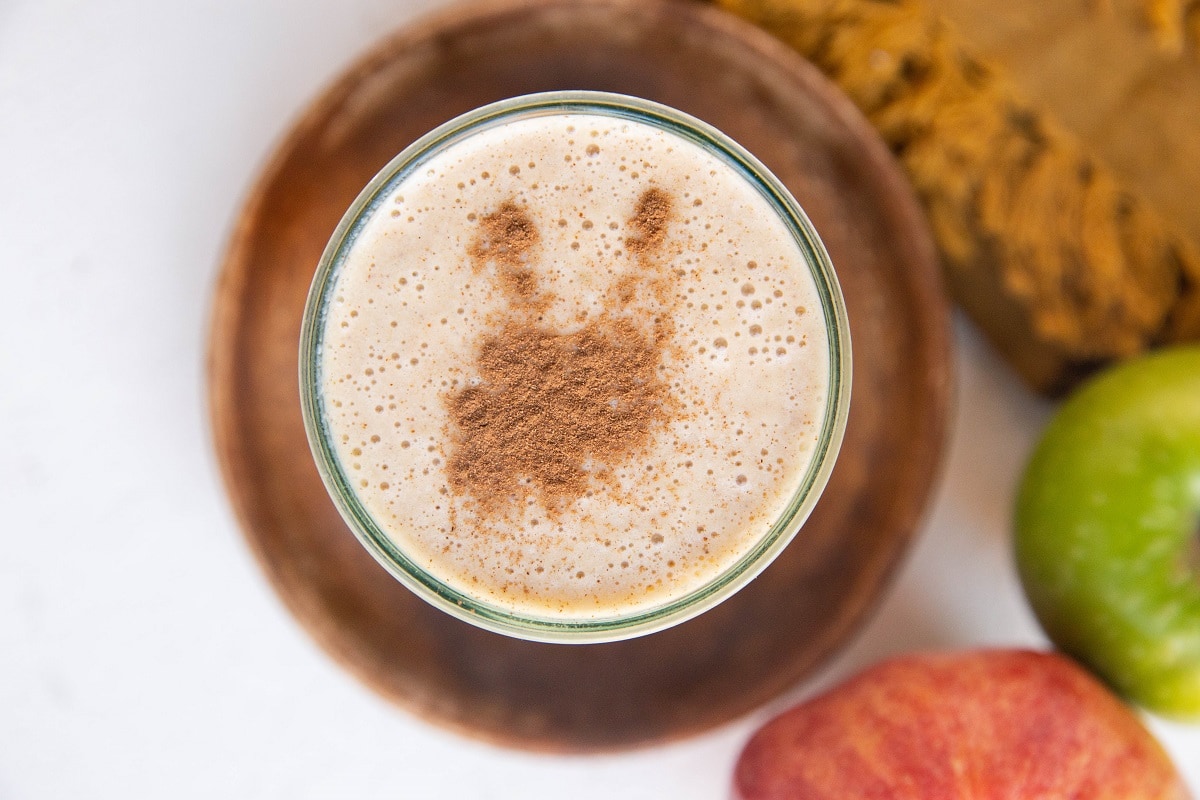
[209,0,952,752]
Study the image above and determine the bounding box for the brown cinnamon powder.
[447,188,677,516]
[469,201,541,301]
[446,318,667,515]
[624,187,672,256]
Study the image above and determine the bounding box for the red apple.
[735,650,1189,800]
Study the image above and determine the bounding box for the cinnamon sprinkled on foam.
[624,187,672,255]
[446,318,668,515]
[318,113,829,617]
[469,201,543,304]
[448,189,677,517]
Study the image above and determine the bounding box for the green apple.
[1015,346,1200,719]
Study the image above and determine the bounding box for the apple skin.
[734,650,1188,800]
[1015,347,1200,719]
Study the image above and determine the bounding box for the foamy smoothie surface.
[314,107,833,622]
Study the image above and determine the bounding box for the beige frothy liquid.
[318,111,830,620]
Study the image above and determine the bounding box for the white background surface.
[1,1,1196,797]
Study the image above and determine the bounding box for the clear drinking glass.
[300,91,851,643]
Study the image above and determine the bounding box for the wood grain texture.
[927,0,1200,249]
[208,0,952,751]
[716,0,1200,396]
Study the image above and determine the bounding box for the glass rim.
[299,90,852,644]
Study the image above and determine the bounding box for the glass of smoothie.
[300,91,850,643]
